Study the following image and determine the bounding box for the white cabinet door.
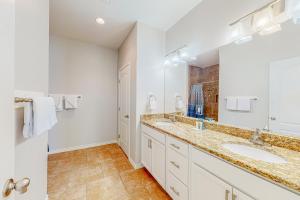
[190,162,232,200]
[233,189,255,200]
[151,139,166,188]
[141,133,152,172]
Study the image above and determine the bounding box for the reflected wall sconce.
[286,0,300,24]
[164,45,198,67]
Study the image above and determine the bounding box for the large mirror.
[164,20,300,137]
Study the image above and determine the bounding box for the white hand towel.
[33,97,58,136]
[148,96,157,111]
[23,102,33,138]
[175,99,184,110]
[237,97,251,112]
[49,94,64,112]
[64,95,79,110]
[226,97,238,110]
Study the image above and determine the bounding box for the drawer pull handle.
[171,143,180,149]
[170,186,180,196]
[225,190,230,200]
[170,161,180,169]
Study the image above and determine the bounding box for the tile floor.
[48,143,171,200]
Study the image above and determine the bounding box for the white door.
[190,162,232,200]
[233,189,255,200]
[118,65,130,156]
[0,0,15,199]
[141,133,152,172]
[151,139,165,188]
[269,57,300,136]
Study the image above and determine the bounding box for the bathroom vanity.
[141,116,300,200]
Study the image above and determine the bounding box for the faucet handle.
[255,128,261,134]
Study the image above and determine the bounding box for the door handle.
[270,117,276,121]
[124,115,129,119]
[2,178,30,197]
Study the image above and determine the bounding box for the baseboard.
[129,157,143,169]
[45,194,48,200]
[48,140,117,154]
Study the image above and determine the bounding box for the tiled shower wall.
[189,65,219,121]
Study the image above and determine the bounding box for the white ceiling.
[50,0,203,49]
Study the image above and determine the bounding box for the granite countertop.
[141,118,300,194]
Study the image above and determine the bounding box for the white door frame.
[118,64,131,157]
[0,0,16,199]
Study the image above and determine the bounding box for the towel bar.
[15,97,33,103]
[224,96,258,101]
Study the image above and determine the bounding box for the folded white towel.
[33,97,58,136]
[237,97,251,112]
[226,97,238,110]
[49,94,64,112]
[23,102,33,138]
[64,95,79,110]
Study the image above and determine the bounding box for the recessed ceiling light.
[96,17,105,25]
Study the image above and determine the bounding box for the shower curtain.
[188,84,204,118]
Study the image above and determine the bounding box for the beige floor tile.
[48,143,170,200]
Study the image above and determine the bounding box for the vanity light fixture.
[229,0,288,44]
[96,17,105,25]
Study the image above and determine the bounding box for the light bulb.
[164,60,171,66]
[96,17,105,25]
[172,56,180,62]
[231,21,253,44]
[259,23,282,35]
[234,35,253,45]
[252,7,273,31]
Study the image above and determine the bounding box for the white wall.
[166,0,272,61]
[219,21,300,130]
[135,22,165,163]
[118,25,138,164]
[49,36,118,152]
[164,63,189,114]
[118,22,165,165]
[14,0,49,199]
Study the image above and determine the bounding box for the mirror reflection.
[164,21,300,137]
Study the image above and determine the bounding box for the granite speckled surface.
[141,116,300,194]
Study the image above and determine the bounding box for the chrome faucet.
[250,129,264,146]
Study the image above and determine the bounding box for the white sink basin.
[222,143,287,164]
[155,121,173,126]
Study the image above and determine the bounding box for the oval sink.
[222,143,287,164]
[155,121,173,126]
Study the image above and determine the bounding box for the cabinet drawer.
[166,171,188,200]
[142,125,165,144]
[167,136,188,157]
[167,147,188,185]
